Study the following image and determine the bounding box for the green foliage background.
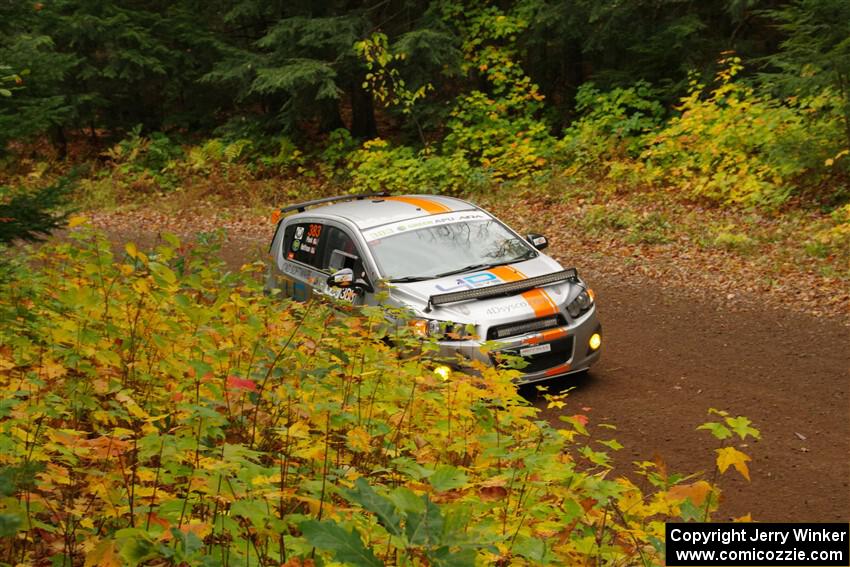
[2,0,849,215]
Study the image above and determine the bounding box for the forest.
[2,0,849,261]
[0,1,848,566]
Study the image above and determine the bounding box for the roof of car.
[287,194,480,230]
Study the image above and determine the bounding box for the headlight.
[567,288,594,318]
[410,319,477,341]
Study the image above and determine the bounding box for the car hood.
[387,254,580,324]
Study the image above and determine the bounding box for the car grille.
[486,315,566,340]
[520,336,574,374]
[493,336,574,375]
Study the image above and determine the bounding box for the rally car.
[266,193,601,383]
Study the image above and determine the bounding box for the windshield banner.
[362,211,492,242]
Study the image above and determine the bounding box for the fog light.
[434,365,451,381]
[588,333,602,350]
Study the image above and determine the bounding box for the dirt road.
[101,228,849,523]
[524,271,849,523]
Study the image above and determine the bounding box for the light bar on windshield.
[424,268,579,313]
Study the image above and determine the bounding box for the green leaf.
[115,529,157,566]
[558,414,589,436]
[427,546,477,566]
[697,422,732,440]
[300,520,383,567]
[405,497,444,546]
[579,445,611,467]
[389,486,425,514]
[598,438,624,451]
[428,465,467,492]
[0,513,22,537]
[724,415,760,440]
[513,536,547,563]
[230,498,268,529]
[169,527,203,556]
[149,262,177,285]
[343,478,402,536]
[161,232,181,248]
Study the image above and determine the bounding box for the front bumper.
[434,307,602,383]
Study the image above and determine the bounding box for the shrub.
[443,88,554,182]
[318,128,358,179]
[438,3,555,183]
[558,81,664,171]
[102,126,183,192]
[0,228,759,565]
[180,138,254,173]
[640,56,843,207]
[257,136,306,172]
[105,126,183,174]
[712,228,757,253]
[346,138,484,194]
[806,203,850,264]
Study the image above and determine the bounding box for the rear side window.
[283,222,324,267]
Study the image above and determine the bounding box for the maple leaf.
[666,480,712,506]
[478,485,508,501]
[40,359,66,380]
[84,539,120,567]
[346,426,371,452]
[68,215,88,228]
[715,446,751,481]
[725,415,760,440]
[226,375,257,392]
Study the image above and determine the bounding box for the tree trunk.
[318,98,345,133]
[350,81,377,139]
[50,124,67,160]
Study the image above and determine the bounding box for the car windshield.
[365,217,536,281]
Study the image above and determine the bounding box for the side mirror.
[327,268,354,288]
[526,233,548,251]
[354,278,373,293]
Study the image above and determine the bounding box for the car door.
[277,220,368,305]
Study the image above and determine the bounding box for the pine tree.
[0,1,78,156]
[518,0,781,127]
[0,0,228,154]
[762,0,850,147]
[0,178,71,245]
[204,0,458,140]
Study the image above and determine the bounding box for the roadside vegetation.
[0,0,846,564]
[0,230,759,565]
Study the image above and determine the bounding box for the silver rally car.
[266,193,601,383]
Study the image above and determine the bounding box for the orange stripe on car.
[488,265,524,282]
[544,362,571,377]
[524,327,568,345]
[521,289,559,318]
[488,265,560,318]
[384,196,452,214]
